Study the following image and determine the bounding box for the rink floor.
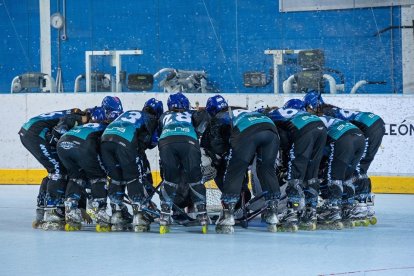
[0,185,413,276]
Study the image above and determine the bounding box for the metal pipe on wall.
[39,0,52,77]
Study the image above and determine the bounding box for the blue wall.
[0,0,403,93]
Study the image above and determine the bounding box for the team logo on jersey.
[59,141,75,150]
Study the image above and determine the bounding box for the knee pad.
[327,180,343,202]
[90,178,108,199]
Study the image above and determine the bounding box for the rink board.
[0,169,413,194]
[1,93,413,193]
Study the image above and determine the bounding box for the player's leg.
[32,176,48,229]
[101,141,131,231]
[57,141,88,231]
[317,141,345,230]
[355,121,384,224]
[181,143,208,232]
[301,126,326,230]
[20,134,63,229]
[343,133,371,226]
[283,138,310,231]
[217,133,256,234]
[255,130,280,232]
[80,144,111,231]
[158,143,181,234]
[123,153,152,233]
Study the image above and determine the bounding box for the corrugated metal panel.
[280,0,414,12]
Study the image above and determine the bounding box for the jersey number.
[163,112,192,126]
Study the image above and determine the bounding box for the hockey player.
[317,115,366,229]
[157,93,208,234]
[100,98,162,232]
[266,99,327,231]
[304,91,384,225]
[19,107,90,230]
[56,107,116,232]
[206,95,281,234]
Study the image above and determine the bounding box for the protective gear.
[107,110,122,122]
[283,99,305,111]
[101,96,123,115]
[143,98,164,119]
[89,106,107,123]
[167,93,190,111]
[303,91,324,110]
[206,95,228,117]
[255,107,266,113]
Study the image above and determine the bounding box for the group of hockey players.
[20,90,384,234]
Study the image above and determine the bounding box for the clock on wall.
[50,12,64,29]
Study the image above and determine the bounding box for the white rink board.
[2,93,414,176]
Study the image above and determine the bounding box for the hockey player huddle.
[19,91,384,234]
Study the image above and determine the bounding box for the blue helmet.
[284,99,305,111]
[90,106,107,122]
[303,91,324,110]
[206,95,228,117]
[255,107,266,114]
[143,98,164,119]
[101,96,123,115]
[167,93,190,111]
[107,110,122,122]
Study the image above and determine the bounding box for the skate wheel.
[201,224,208,234]
[43,222,64,231]
[334,222,344,230]
[134,225,150,233]
[361,220,370,227]
[96,224,111,232]
[299,223,316,231]
[369,217,377,225]
[32,220,42,229]
[160,225,170,234]
[343,221,356,228]
[215,225,234,234]
[111,225,124,232]
[267,224,278,233]
[42,223,49,231]
[65,223,81,231]
[278,224,298,232]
